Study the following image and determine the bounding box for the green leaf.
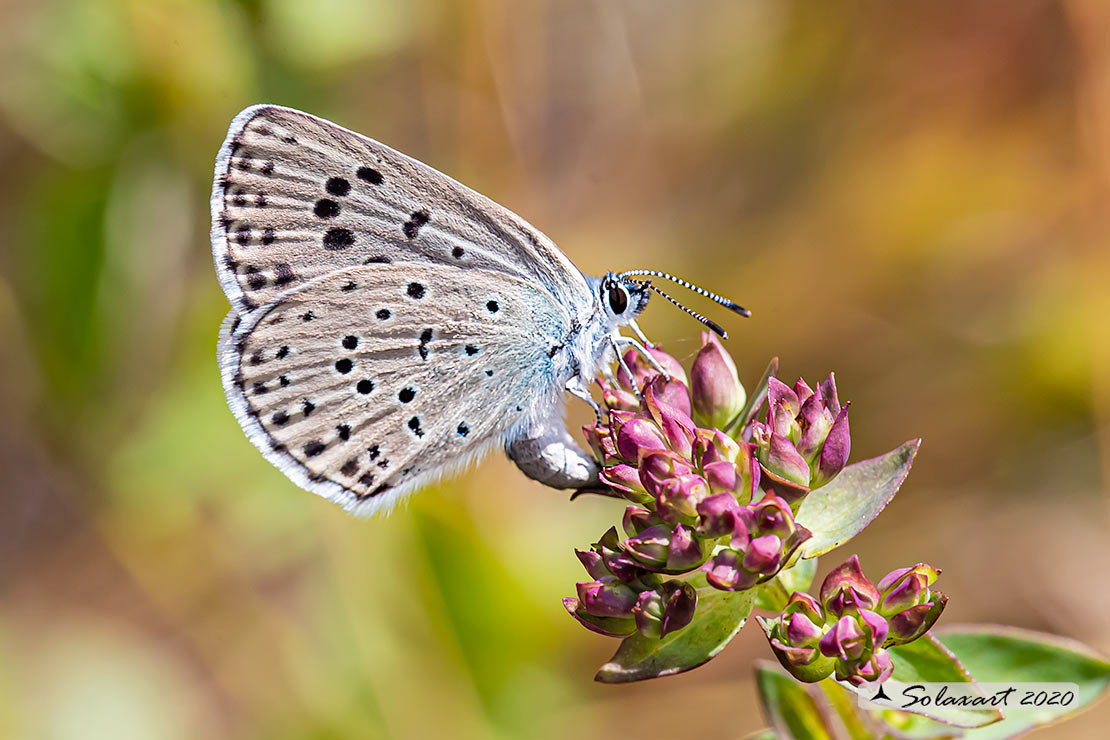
[796,439,920,558]
[755,662,838,740]
[594,585,755,683]
[729,356,779,436]
[937,625,1110,740]
[840,635,1002,729]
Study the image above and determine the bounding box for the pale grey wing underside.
[211,104,591,315]
[220,263,572,516]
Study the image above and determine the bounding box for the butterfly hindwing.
[211,104,591,315]
[221,262,573,515]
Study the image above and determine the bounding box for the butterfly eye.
[608,284,629,315]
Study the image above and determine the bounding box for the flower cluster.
[566,335,849,638]
[751,375,850,502]
[564,334,950,689]
[760,555,947,686]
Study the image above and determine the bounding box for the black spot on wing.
[323,227,354,250]
[274,263,295,286]
[357,166,383,185]
[402,210,430,239]
[326,177,350,196]
[314,199,340,219]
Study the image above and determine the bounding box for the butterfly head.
[599,272,651,325]
[600,269,752,339]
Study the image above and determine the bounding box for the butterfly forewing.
[212,104,590,314]
[221,263,572,515]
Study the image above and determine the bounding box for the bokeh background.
[1,1,1108,738]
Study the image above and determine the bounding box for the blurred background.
[1,0,1108,737]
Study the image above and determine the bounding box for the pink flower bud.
[664,524,706,571]
[741,534,784,575]
[820,555,881,616]
[657,474,709,522]
[690,333,746,430]
[695,492,743,538]
[577,576,639,618]
[615,416,668,462]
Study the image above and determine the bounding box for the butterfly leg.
[628,318,652,346]
[613,335,671,381]
[609,335,643,400]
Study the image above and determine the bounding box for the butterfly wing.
[211,104,591,314]
[221,263,573,516]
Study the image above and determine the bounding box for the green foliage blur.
[0,1,1107,738]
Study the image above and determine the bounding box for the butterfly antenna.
[635,280,729,339]
[620,269,751,317]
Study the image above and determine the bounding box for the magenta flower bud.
[749,494,795,539]
[632,581,697,639]
[575,549,610,581]
[699,429,741,466]
[563,597,637,638]
[767,377,801,427]
[604,551,648,585]
[581,423,614,463]
[820,615,870,662]
[783,594,826,647]
[764,432,812,486]
[703,460,739,493]
[813,404,850,488]
[601,383,641,413]
[819,372,841,414]
[632,589,667,639]
[690,333,746,430]
[793,377,815,406]
[695,492,743,538]
[622,506,659,538]
[797,394,834,461]
[623,524,672,568]
[702,495,810,592]
[755,372,852,496]
[639,450,696,495]
[665,524,706,571]
[887,596,948,645]
[659,581,697,636]
[820,555,881,617]
[615,416,668,462]
[624,345,689,387]
[784,611,825,648]
[577,576,639,618]
[741,533,784,575]
[703,548,755,591]
[641,385,696,458]
[761,591,836,682]
[645,375,694,420]
[657,474,709,523]
[839,648,894,687]
[877,563,941,614]
[600,464,649,497]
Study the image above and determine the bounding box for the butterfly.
[212,105,748,516]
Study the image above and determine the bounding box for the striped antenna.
[634,280,728,339]
[619,269,751,317]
